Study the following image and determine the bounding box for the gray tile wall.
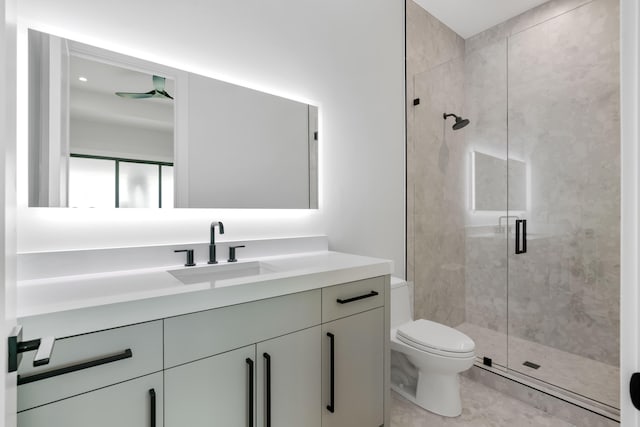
[505,0,620,366]
[406,0,467,327]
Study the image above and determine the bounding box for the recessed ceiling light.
[78,76,88,82]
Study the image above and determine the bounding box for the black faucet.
[227,245,245,263]
[208,221,225,264]
[174,249,196,267]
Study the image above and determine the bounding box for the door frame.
[621,0,640,425]
[1,0,18,425]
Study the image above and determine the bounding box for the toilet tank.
[390,277,413,329]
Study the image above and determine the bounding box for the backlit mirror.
[27,29,318,209]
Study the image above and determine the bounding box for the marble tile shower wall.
[463,35,508,343]
[408,0,619,366]
[506,0,620,366]
[406,0,466,326]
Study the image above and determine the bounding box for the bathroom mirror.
[27,29,319,209]
[472,151,526,211]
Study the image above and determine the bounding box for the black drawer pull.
[336,291,379,304]
[263,353,271,427]
[326,332,335,413]
[149,388,156,427]
[246,357,254,427]
[17,348,133,385]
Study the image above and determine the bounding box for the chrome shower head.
[443,113,470,130]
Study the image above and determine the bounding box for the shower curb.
[463,364,620,426]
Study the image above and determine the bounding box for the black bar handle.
[17,348,132,385]
[515,220,528,255]
[263,353,271,427]
[149,388,156,427]
[246,358,254,427]
[326,332,335,413]
[515,220,522,254]
[336,291,379,305]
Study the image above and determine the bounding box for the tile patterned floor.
[390,377,577,427]
[456,322,619,409]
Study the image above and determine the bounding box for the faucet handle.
[227,245,245,263]
[175,249,196,267]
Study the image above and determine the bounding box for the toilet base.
[392,370,463,417]
[416,370,462,417]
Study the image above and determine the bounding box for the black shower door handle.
[515,219,527,254]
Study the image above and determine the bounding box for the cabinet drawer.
[322,276,385,322]
[18,372,163,427]
[18,320,162,411]
[164,289,321,368]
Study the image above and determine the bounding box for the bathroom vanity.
[14,249,392,427]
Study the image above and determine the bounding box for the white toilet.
[390,277,475,417]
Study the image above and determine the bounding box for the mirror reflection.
[472,151,526,211]
[27,29,318,209]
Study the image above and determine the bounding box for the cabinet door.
[257,326,321,427]
[164,345,255,427]
[17,372,163,427]
[322,308,384,427]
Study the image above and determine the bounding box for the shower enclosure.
[407,0,619,418]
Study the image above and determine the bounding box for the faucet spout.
[208,221,225,264]
[210,221,224,244]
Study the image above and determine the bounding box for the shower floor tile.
[391,376,577,427]
[456,322,619,409]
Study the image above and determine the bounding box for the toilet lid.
[397,319,475,354]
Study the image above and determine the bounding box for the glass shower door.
[506,0,620,410]
[460,37,509,371]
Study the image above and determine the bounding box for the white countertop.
[17,251,393,340]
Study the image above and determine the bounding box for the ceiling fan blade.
[152,75,166,92]
[115,90,155,99]
[155,90,174,100]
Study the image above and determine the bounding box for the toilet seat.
[396,319,475,358]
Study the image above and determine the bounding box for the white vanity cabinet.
[17,273,390,427]
[18,373,163,427]
[321,277,386,427]
[165,345,255,426]
[163,290,322,427]
[256,325,322,427]
[165,326,321,427]
[17,320,164,427]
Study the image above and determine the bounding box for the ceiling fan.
[115,75,173,100]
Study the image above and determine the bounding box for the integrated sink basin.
[168,261,278,285]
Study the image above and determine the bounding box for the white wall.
[70,117,173,162]
[15,0,405,275]
[186,73,310,209]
